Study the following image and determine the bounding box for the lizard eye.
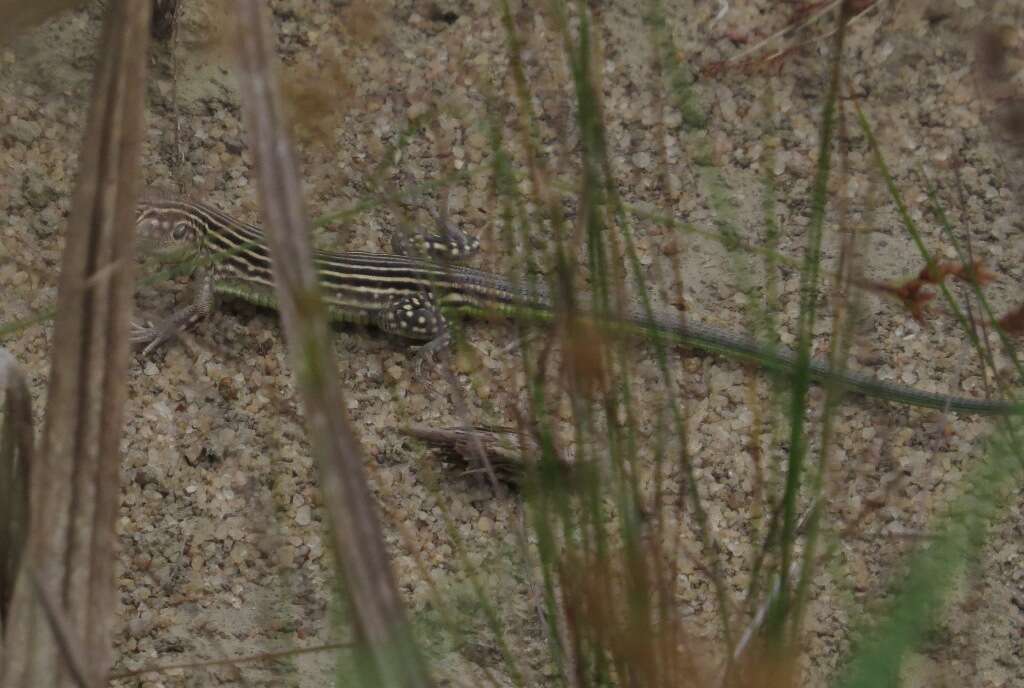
[171,222,190,240]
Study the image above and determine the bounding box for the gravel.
[1,1,1022,686]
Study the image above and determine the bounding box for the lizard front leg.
[131,270,216,356]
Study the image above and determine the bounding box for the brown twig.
[401,424,577,486]
[702,0,880,78]
[108,640,355,681]
[231,2,433,686]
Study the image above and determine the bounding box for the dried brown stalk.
[231,2,432,686]
[0,350,32,637]
[149,0,180,41]
[27,572,97,688]
[0,3,151,686]
[0,0,82,45]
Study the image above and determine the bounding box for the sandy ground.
[2,0,1023,685]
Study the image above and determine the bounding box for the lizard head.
[135,197,203,264]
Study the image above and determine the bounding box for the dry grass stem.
[0,3,151,686]
[0,349,32,639]
[0,0,82,45]
[108,640,355,681]
[231,1,433,685]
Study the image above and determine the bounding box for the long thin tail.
[627,307,1022,416]
[459,273,1020,416]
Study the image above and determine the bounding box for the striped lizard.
[131,198,1022,416]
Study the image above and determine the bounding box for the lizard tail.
[632,310,1022,417]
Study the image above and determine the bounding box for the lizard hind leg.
[391,200,480,261]
[377,293,446,342]
[377,293,452,376]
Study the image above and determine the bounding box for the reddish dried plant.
[701,0,880,78]
[856,260,994,322]
[997,304,1024,335]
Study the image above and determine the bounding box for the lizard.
[130,197,1022,416]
